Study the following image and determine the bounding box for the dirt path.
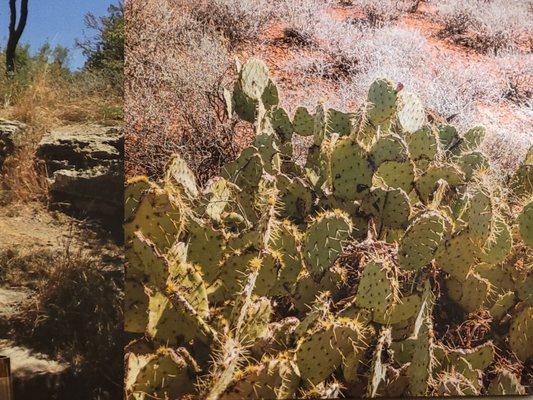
[0,202,84,254]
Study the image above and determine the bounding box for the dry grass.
[126,0,244,183]
[0,54,122,204]
[0,242,123,400]
[190,0,274,46]
[433,0,533,53]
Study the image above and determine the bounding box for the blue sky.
[0,1,116,70]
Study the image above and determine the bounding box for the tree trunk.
[6,0,29,74]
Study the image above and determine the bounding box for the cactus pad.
[518,200,533,247]
[331,137,373,200]
[373,160,414,193]
[397,90,426,134]
[509,305,533,362]
[367,78,398,126]
[303,210,352,279]
[398,211,447,271]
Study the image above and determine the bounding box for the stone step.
[0,341,70,400]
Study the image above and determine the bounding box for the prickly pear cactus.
[125,59,533,399]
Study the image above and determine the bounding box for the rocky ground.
[0,120,123,399]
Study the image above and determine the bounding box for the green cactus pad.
[373,293,422,325]
[240,59,270,101]
[295,318,365,385]
[237,296,272,342]
[369,133,409,166]
[325,108,352,137]
[437,342,495,373]
[361,186,411,229]
[457,151,489,180]
[474,263,514,293]
[126,347,198,400]
[164,153,199,199]
[221,147,264,188]
[489,291,515,320]
[518,200,533,248]
[187,219,226,284]
[303,210,352,279]
[435,230,478,280]
[488,369,526,395]
[293,106,315,136]
[269,107,293,142]
[270,220,304,295]
[125,176,152,223]
[397,90,426,134]
[222,356,300,399]
[438,124,459,151]
[233,83,257,123]
[292,267,345,313]
[147,290,211,345]
[201,177,239,223]
[373,160,415,193]
[124,187,186,252]
[407,125,438,162]
[262,79,279,108]
[254,131,281,174]
[446,273,491,312]
[355,260,399,318]
[435,370,479,396]
[367,78,398,126]
[407,314,435,396]
[463,187,493,242]
[208,251,257,304]
[277,174,313,222]
[455,125,486,154]
[124,269,148,333]
[254,252,284,296]
[398,211,447,271]
[131,231,171,289]
[509,305,533,362]
[367,328,392,397]
[479,217,512,264]
[331,137,373,200]
[416,163,465,203]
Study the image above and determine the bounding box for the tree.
[6,0,29,74]
[76,2,124,92]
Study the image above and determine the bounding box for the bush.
[126,0,239,183]
[278,0,333,46]
[434,0,532,53]
[496,52,533,106]
[190,0,274,46]
[348,0,414,27]
[76,2,124,95]
[0,245,123,400]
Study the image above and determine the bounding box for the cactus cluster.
[124,59,532,398]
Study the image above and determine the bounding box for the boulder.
[36,125,123,231]
[0,341,70,400]
[0,119,27,169]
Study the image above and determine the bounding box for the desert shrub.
[277,0,333,46]
[190,0,274,46]
[291,25,503,117]
[126,0,238,182]
[495,52,533,106]
[434,0,532,53]
[348,0,419,27]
